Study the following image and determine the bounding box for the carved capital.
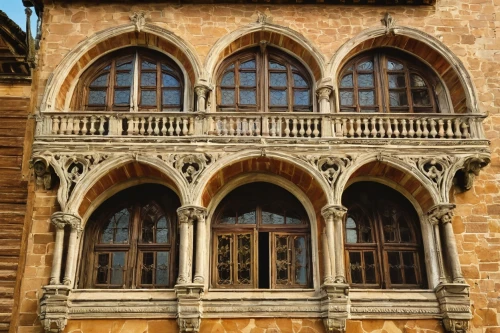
[177,206,207,225]
[194,85,210,98]
[321,205,347,221]
[32,157,53,190]
[316,87,333,102]
[427,204,455,225]
[51,212,81,230]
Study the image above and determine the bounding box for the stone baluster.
[321,205,347,283]
[176,206,201,284]
[58,213,82,287]
[195,85,210,112]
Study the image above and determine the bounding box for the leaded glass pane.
[221,89,235,105]
[239,90,256,105]
[91,74,108,87]
[156,217,169,243]
[270,73,287,87]
[162,90,181,105]
[221,72,235,86]
[269,61,286,70]
[161,64,172,71]
[388,74,406,89]
[156,251,170,285]
[240,60,256,69]
[388,252,403,284]
[141,252,154,284]
[96,253,109,284]
[340,91,353,106]
[141,73,156,87]
[403,252,416,284]
[162,74,180,87]
[349,252,362,283]
[142,61,156,70]
[88,90,106,105]
[358,74,374,87]
[387,60,404,70]
[239,210,255,224]
[358,91,375,106]
[357,61,373,71]
[294,236,307,285]
[346,217,357,244]
[389,91,408,107]
[110,252,126,285]
[237,234,252,284]
[114,90,130,105]
[364,252,376,283]
[340,74,353,88]
[142,219,154,243]
[412,90,431,106]
[101,208,130,244]
[116,73,132,87]
[294,90,310,106]
[293,73,308,88]
[217,234,232,285]
[117,61,133,70]
[398,218,411,242]
[240,72,256,87]
[262,211,285,224]
[141,91,156,106]
[270,90,287,106]
[411,74,427,87]
[275,235,289,285]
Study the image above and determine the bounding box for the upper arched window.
[342,182,426,289]
[216,47,313,112]
[79,184,180,289]
[339,49,439,113]
[72,48,184,112]
[212,182,311,289]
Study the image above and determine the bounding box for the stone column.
[317,87,333,137]
[322,205,347,283]
[194,85,210,112]
[193,207,207,284]
[427,208,447,284]
[321,206,336,282]
[60,213,82,287]
[177,206,205,284]
[49,212,71,285]
[428,204,464,283]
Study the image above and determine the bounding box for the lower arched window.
[342,182,426,289]
[79,184,180,289]
[212,182,311,289]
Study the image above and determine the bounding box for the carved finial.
[130,11,147,32]
[381,12,395,36]
[257,12,268,24]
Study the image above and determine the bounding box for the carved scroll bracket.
[175,284,203,333]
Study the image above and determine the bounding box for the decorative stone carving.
[456,156,490,191]
[256,12,268,24]
[130,11,147,32]
[32,157,52,190]
[321,283,349,333]
[381,12,396,35]
[40,285,71,333]
[436,283,471,333]
[317,87,332,102]
[443,319,469,333]
[176,284,203,333]
[162,153,218,186]
[301,155,353,190]
[427,204,455,226]
[194,85,211,112]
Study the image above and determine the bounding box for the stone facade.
[3,0,500,332]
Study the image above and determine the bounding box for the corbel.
[455,156,490,191]
[31,156,53,190]
[39,285,71,333]
[321,283,349,333]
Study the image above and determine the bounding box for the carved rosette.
[427,204,455,225]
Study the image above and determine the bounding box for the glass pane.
[156,217,169,243]
[102,208,130,244]
[364,252,376,283]
[162,74,180,87]
[141,73,156,87]
[221,89,235,105]
[221,72,235,86]
[88,90,106,105]
[389,91,408,107]
[270,89,287,106]
[294,90,310,106]
[114,89,130,105]
[142,61,156,70]
[237,234,252,284]
[287,211,303,225]
[269,61,286,70]
[294,236,307,285]
[358,74,374,87]
[238,210,255,224]
[217,234,232,285]
[411,74,427,87]
[116,73,132,87]
[91,74,108,87]
[293,73,308,88]
[398,217,412,242]
[270,73,287,87]
[156,251,170,286]
[340,91,353,106]
[403,252,417,284]
[357,61,373,71]
[141,91,156,106]
[161,64,172,71]
[387,60,404,70]
[141,252,154,285]
[227,64,235,70]
[388,251,403,284]
[142,219,154,243]
[220,210,236,224]
[340,74,353,88]
[275,235,289,285]
[162,90,181,105]
[262,211,285,224]
[239,90,256,105]
[412,90,431,107]
[240,60,256,69]
[110,252,125,286]
[388,74,406,89]
[96,253,109,284]
[359,91,375,106]
[349,252,362,284]
[360,220,372,243]
[117,61,132,70]
[346,230,357,244]
[240,72,256,87]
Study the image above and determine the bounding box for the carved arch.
[328,26,480,114]
[40,23,202,111]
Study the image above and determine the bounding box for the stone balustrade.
[36,111,487,140]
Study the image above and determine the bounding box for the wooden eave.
[0,11,31,79]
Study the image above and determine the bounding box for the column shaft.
[49,226,65,285]
[177,220,190,284]
[63,227,79,287]
[333,213,346,283]
[193,214,207,283]
[442,221,464,283]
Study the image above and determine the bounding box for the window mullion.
[107,59,116,111]
[405,68,414,113]
[129,204,140,288]
[131,52,139,112]
[157,60,161,111]
[287,64,293,112]
[376,54,387,113]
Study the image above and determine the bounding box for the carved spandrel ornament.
[160,153,219,186]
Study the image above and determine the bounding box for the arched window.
[339,49,439,113]
[212,182,311,289]
[342,182,426,289]
[72,48,184,112]
[216,47,312,112]
[79,184,180,289]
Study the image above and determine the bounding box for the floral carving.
[300,155,353,190]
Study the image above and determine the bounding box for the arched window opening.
[216,47,313,112]
[339,49,440,113]
[342,182,426,289]
[79,184,180,289]
[72,48,184,112]
[212,182,311,289]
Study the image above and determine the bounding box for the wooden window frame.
[339,49,439,113]
[216,48,313,113]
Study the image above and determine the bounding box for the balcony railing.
[36,111,487,140]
